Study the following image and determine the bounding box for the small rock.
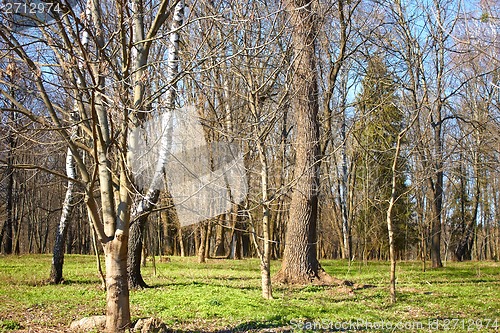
[133,317,168,333]
[70,315,106,332]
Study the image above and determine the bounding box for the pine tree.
[354,56,412,259]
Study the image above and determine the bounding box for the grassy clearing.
[0,255,499,332]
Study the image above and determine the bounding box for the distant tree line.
[2,0,498,264]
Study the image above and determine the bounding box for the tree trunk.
[429,174,443,268]
[339,112,352,261]
[2,111,15,255]
[234,225,243,260]
[161,208,171,255]
[205,220,212,259]
[275,0,331,284]
[387,134,404,304]
[228,205,243,259]
[90,222,106,288]
[198,221,208,263]
[178,222,185,257]
[213,217,226,257]
[104,237,131,332]
[429,1,446,269]
[127,0,184,286]
[260,215,273,298]
[258,143,273,299]
[50,147,76,284]
[127,215,150,289]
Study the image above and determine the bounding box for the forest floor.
[0,255,499,332]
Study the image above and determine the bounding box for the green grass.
[0,255,499,332]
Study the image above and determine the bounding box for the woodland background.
[1,0,499,270]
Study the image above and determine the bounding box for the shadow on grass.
[219,320,290,333]
[159,319,394,332]
[58,278,103,285]
[149,280,261,291]
[161,319,291,333]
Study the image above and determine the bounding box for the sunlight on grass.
[0,255,499,332]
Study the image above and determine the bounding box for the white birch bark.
[386,111,419,303]
[49,145,76,284]
[50,0,91,284]
[135,0,184,216]
[128,0,184,289]
[386,134,401,304]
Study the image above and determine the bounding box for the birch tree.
[127,0,184,290]
[49,0,91,284]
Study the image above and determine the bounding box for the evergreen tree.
[354,56,413,258]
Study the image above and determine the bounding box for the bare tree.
[0,0,181,329]
[275,0,332,284]
[127,0,184,289]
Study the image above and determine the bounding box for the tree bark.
[178,221,185,257]
[198,221,208,263]
[339,110,352,261]
[2,151,14,255]
[104,236,131,332]
[257,141,273,299]
[387,135,403,304]
[50,147,76,284]
[3,110,16,255]
[50,6,85,277]
[127,214,150,289]
[428,173,443,268]
[127,0,184,286]
[213,216,226,257]
[228,204,243,259]
[275,0,331,284]
[205,220,212,259]
[429,0,447,269]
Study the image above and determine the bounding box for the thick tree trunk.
[104,237,131,332]
[275,0,331,284]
